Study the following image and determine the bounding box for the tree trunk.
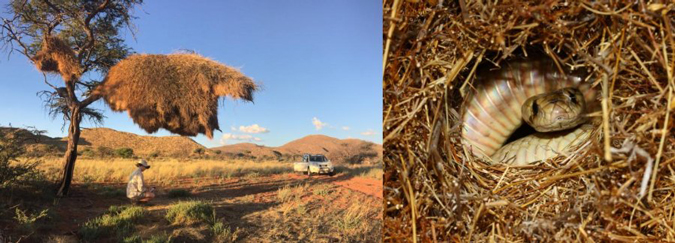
[56,106,82,197]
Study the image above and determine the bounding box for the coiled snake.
[461,59,595,165]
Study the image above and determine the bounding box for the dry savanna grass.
[20,158,381,187]
[32,158,292,185]
[384,0,675,242]
[248,182,382,242]
[4,157,383,242]
[75,183,381,242]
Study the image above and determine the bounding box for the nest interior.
[95,53,257,139]
[384,1,675,241]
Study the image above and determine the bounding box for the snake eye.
[531,101,539,116]
[568,91,578,104]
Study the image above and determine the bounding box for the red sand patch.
[284,173,383,199]
[332,177,382,199]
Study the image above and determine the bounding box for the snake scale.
[461,59,595,165]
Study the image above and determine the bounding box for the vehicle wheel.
[329,171,335,177]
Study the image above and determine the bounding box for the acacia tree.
[0,0,143,196]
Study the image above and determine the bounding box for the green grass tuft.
[165,200,214,225]
[80,205,146,241]
[143,233,171,243]
[212,221,240,243]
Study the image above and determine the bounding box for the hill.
[1,127,382,163]
[214,134,383,164]
[76,128,205,157]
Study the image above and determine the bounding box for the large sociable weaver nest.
[95,53,257,139]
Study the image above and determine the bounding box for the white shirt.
[126,168,145,199]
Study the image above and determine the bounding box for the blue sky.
[0,1,382,148]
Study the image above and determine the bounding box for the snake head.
[521,87,587,132]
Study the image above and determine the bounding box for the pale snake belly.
[461,60,595,165]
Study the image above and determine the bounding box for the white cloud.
[341,126,350,131]
[361,129,376,136]
[220,133,261,145]
[230,126,237,131]
[238,124,269,134]
[312,117,328,130]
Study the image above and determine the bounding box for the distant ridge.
[76,128,205,157]
[1,127,382,163]
[214,134,382,164]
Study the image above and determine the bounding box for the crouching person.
[127,159,155,204]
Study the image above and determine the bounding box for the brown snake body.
[461,59,595,165]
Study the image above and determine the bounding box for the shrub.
[97,146,114,157]
[80,147,95,157]
[14,208,49,230]
[193,148,205,155]
[115,148,134,158]
[0,129,42,188]
[149,151,160,158]
[165,201,214,225]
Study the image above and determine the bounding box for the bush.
[193,148,205,155]
[165,200,214,225]
[80,147,95,157]
[149,151,160,158]
[0,129,42,188]
[97,146,114,157]
[114,148,134,158]
[14,208,49,231]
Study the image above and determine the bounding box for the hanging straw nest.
[95,53,257,139]
[32,35,81,81]
[384,0,674,241]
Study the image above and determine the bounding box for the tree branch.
[42,73,58,90]
[41,0,62,13]
[40,0,64,34]
[79,93,101,107]
[1,17,32,59]
[78,0,110,62]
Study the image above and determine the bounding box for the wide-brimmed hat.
[136,159,151,169]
